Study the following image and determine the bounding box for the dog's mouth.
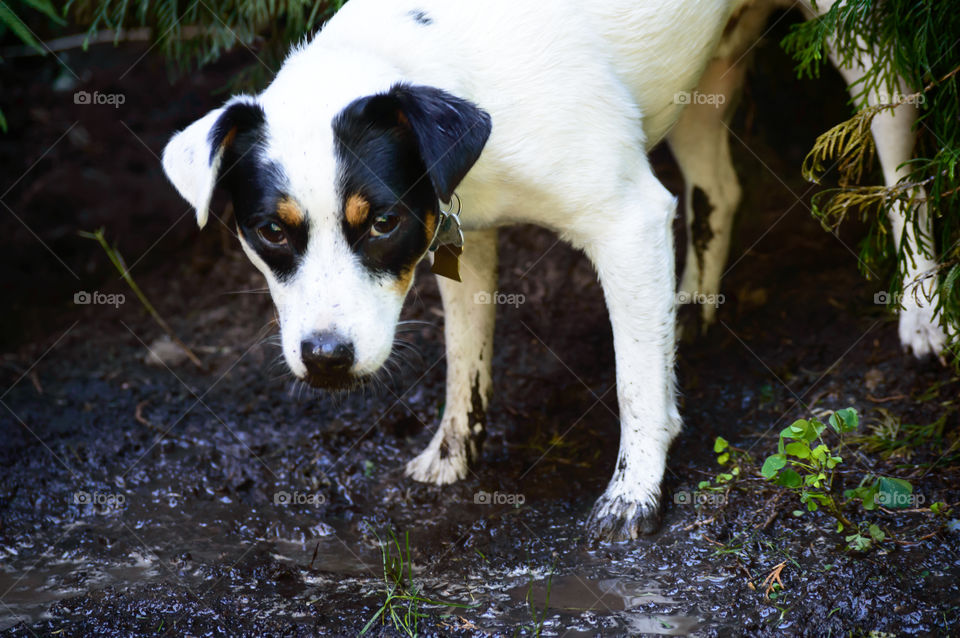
[301,371,371,392]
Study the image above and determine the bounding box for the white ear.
[161,107,227,229]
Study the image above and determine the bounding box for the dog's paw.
[898,303,947,359]
[404,439,471,486]
[586,491,661,543]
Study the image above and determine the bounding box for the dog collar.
[429,198,464,282]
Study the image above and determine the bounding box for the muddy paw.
[404,442,471,486]
[586,492,661,543]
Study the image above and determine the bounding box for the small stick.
[78,228,202,367]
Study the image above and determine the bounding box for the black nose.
[301,333,355,379]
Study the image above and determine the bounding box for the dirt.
[1,18,959,638]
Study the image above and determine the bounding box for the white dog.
[162,0,946,541]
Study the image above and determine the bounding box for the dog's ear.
[162,98,265,228]
[365,84,492,202]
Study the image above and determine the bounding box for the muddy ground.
[1,17,959,638]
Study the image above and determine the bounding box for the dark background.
[1,9,957,637]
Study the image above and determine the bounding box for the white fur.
[161,0,946,540]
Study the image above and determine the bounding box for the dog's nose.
[300,333,355,378]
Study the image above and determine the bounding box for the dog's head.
[162,83,491,389]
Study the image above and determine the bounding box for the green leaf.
[714,437,729,453]
[784,442,810,458]
[776,468,803,488]
[829,408,859,433]
[876,476,913,509]
[761,454,787,479]
[22,0,66,24]
[868,524,885,542]
[717,452,730,465]
[697,480,711,489]
[0,3,45,54]
[784,420,809,440]
[811,444,830,463]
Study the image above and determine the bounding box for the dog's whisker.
[222,288,271,295]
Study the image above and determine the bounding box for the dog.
[162,0,947,542]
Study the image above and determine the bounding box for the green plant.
[698,436,751,492]
[0,0,67,131]
[759,408,915,551]
[361,528,472,637]
[849,408,957,461]
[522,557,559,638]
[65,0,345,89]
[782,1,960,365]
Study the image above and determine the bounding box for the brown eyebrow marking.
[276,196,304,226]
[345,193,371,227]
[392,265,416,296]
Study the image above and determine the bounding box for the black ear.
[372,84,491,202]
[162,98,265,228]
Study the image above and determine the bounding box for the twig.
[78,228,202,367]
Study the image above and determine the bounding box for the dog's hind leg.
[824,55,947,357]
[669,59,746,332]
[405,228,498,484]
[799,0,948,357]
[579,170,682,542]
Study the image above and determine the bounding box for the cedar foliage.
[783,1,960,363]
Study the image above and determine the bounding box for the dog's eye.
[370,212,400,237]
[257,222,287,246]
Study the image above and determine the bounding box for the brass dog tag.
[431,244,463,282]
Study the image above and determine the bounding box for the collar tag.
[430,208,464,251]
[430,243,463,282]
[429,201,464,282]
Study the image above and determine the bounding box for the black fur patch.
[409,9,432,25]
[211,101,309,281]
[691,186,715,278]
[466,371,487,463]
[332,83,491,279]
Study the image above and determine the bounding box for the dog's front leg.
[405,228,498,485]
[581,178,682,542]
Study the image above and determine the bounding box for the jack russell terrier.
[162,0,946,541]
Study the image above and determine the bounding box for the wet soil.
[1,21,959,638]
